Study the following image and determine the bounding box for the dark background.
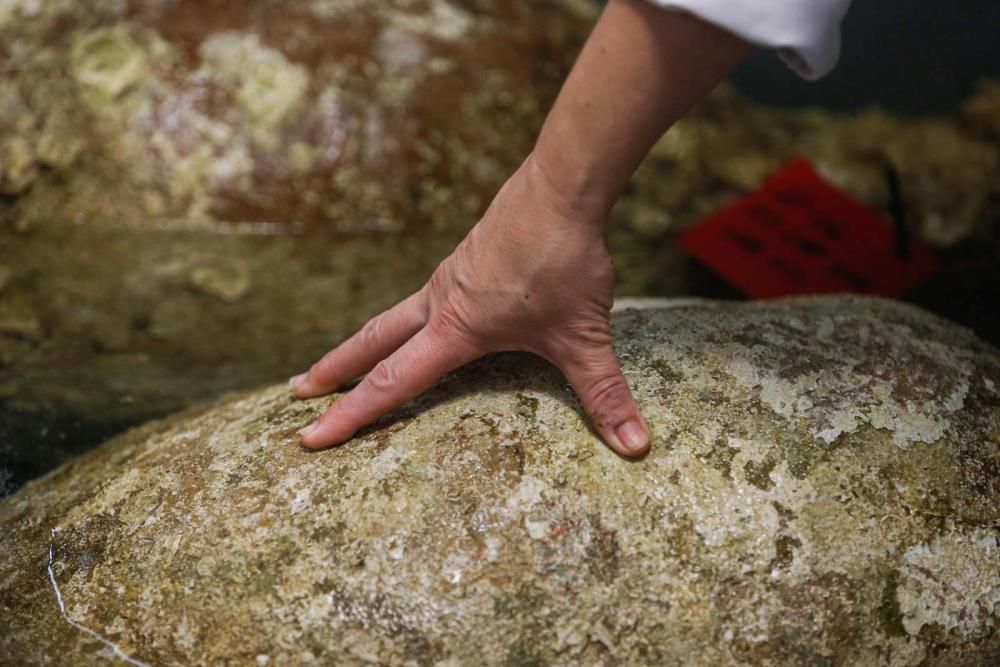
[601,0,1000,113]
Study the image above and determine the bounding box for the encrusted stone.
[2,297,997,665]
[1,0,592,232]
[70,27,148,99]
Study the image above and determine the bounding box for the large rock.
[2,297,997,665]
[1,0,593,232]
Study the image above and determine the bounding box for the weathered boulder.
[0,0,593,232]
[2,296,997,665]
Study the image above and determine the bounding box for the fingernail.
[289,373,307,390]
[616,420,649,454]
[298,422,319,439]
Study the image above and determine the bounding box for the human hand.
[290,155,651,457]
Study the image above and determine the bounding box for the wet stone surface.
[1,297,997,665]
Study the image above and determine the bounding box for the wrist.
[520,151,613,229]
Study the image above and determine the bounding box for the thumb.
[558,344,651,457]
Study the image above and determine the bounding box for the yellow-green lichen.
[199,32,309,129]
[70,27,148,100]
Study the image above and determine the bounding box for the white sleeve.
[643,0,852,80]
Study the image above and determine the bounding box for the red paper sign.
[678,157,939,299]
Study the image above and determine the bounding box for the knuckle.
[564,320,612,347]
[430,304,476,341]
[427,260,456,296]
[359,316,384,348]
[365,360,399,393]
[583,373,630,411]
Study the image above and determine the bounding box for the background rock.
[2,297,997,665]
[0,0,591,233]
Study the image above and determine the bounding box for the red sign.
[678,158,939,299]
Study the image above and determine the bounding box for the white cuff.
[644,0,852,80]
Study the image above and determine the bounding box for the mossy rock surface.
[2,296,998,665]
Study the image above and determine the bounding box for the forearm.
[531,0,750,218]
